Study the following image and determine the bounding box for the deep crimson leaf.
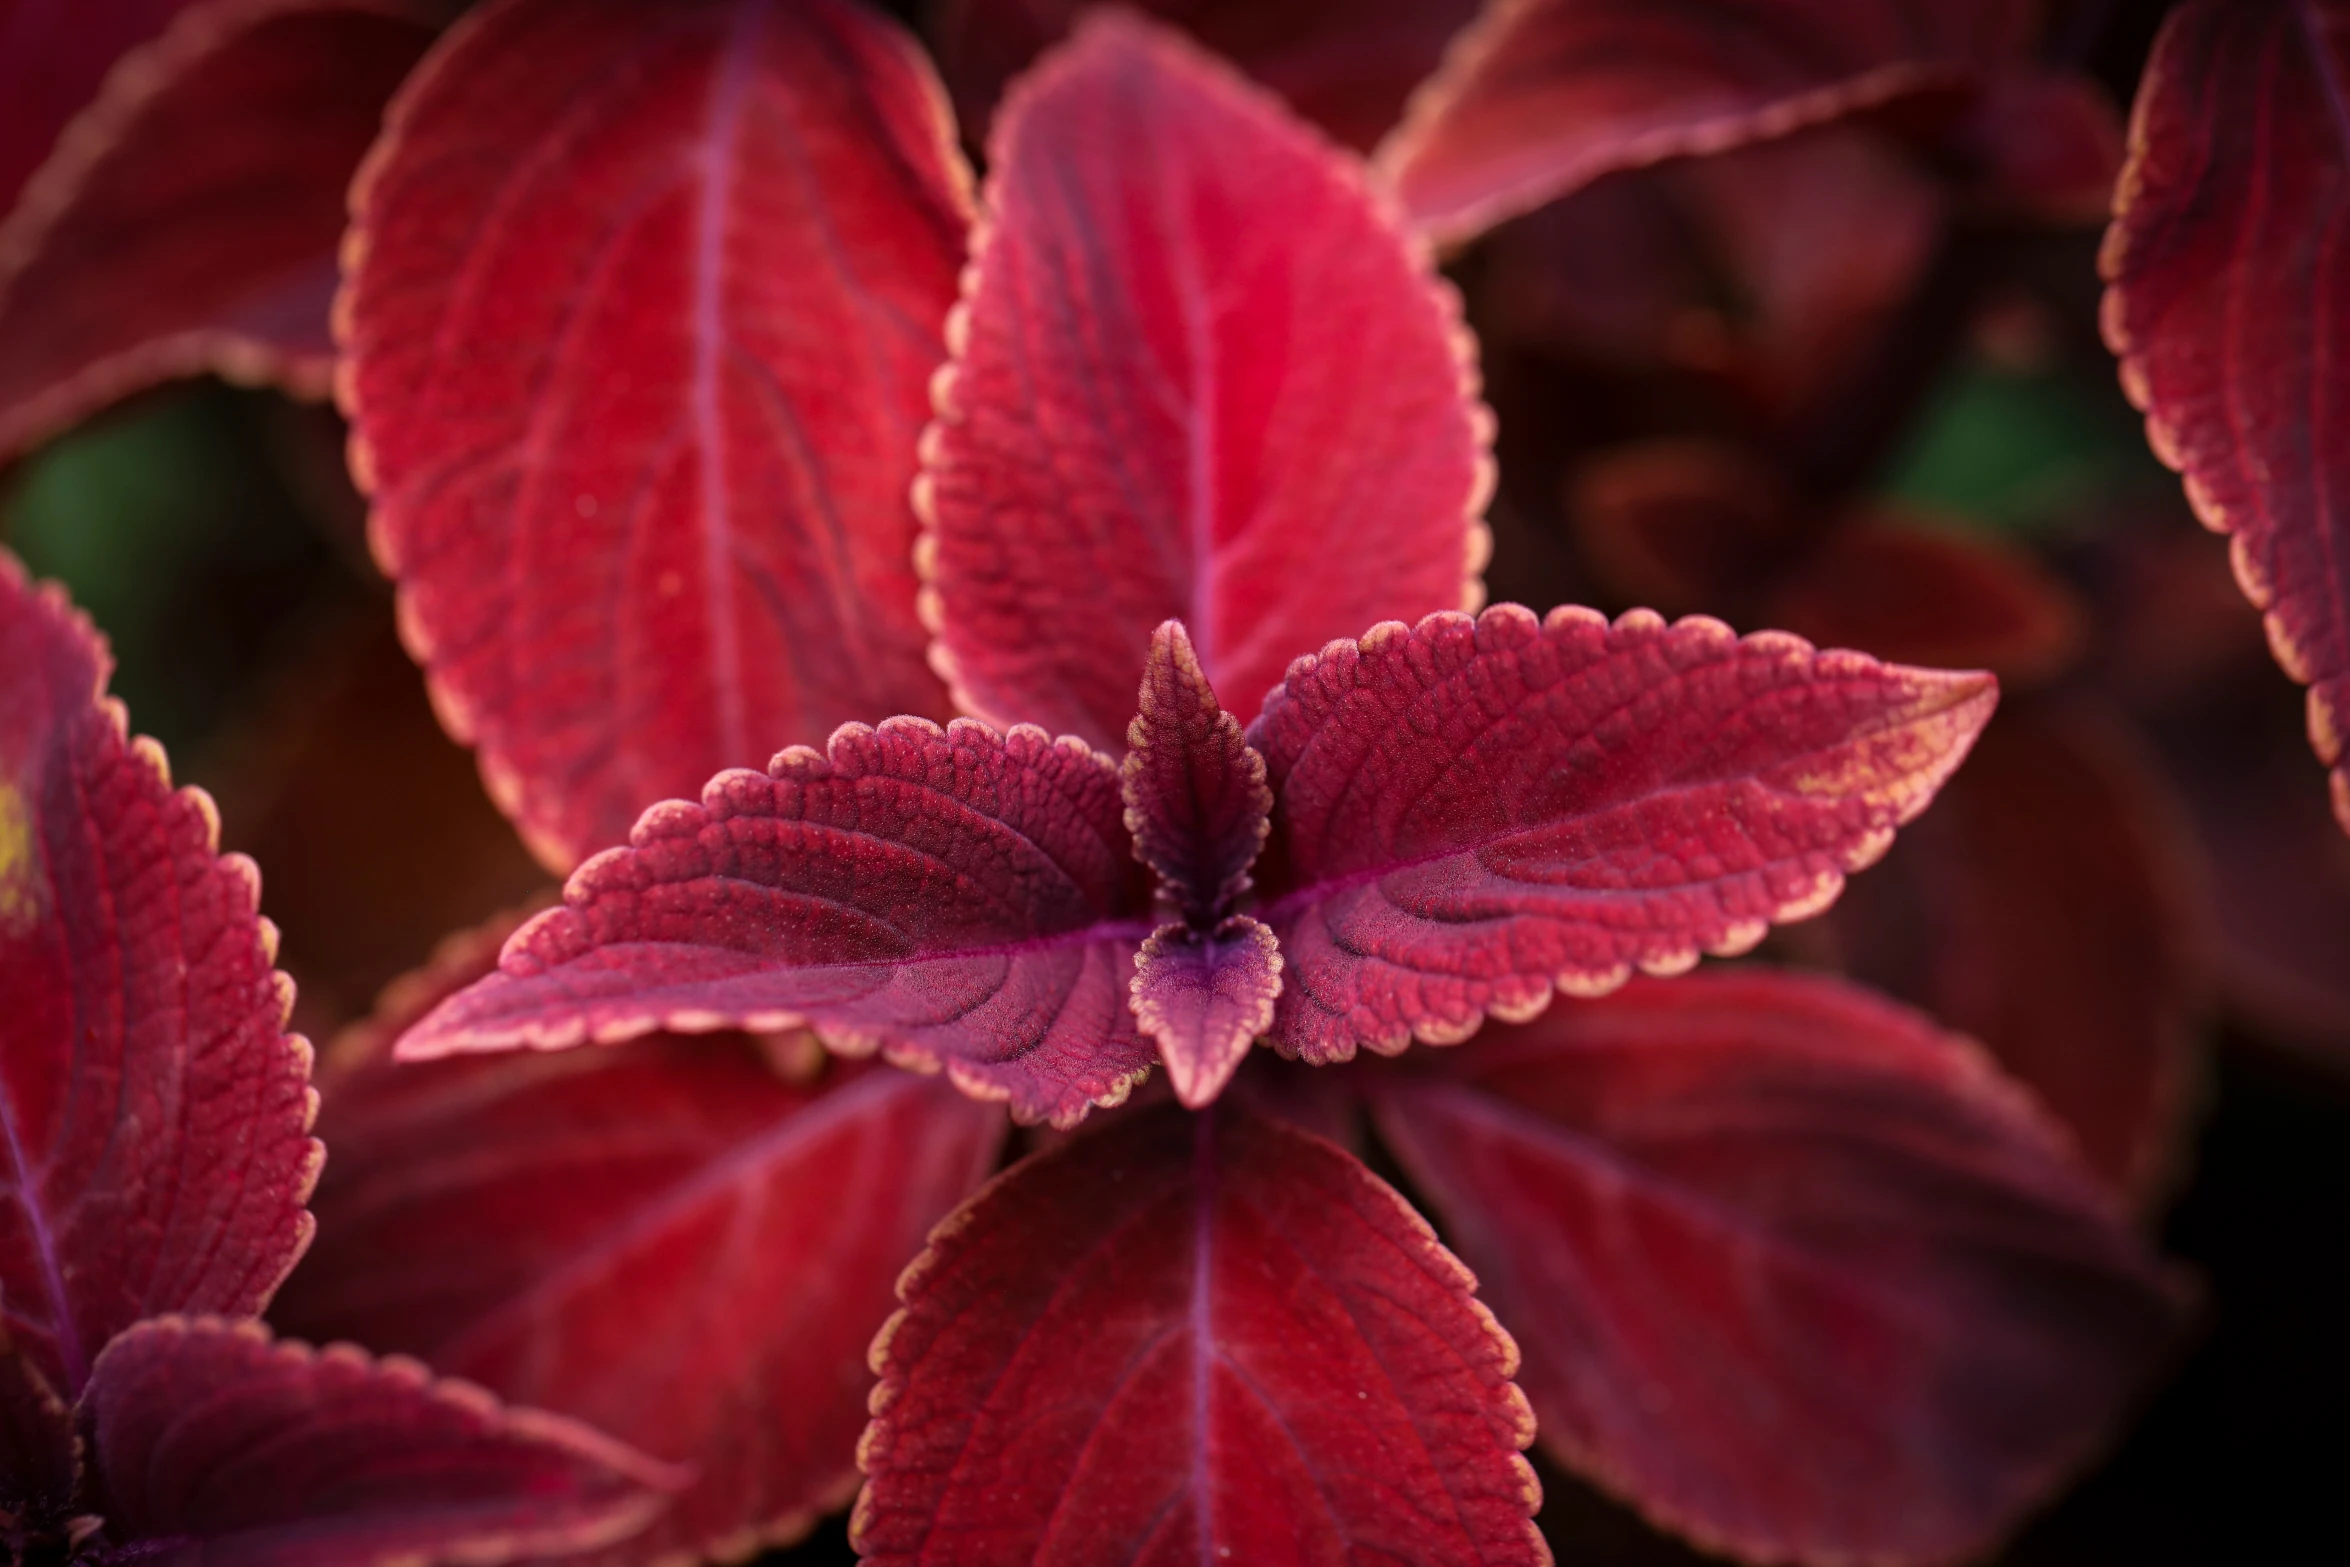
[1247,604,1998,1062]
[273,910,1005,1566]
[1372,969,2190,1567]
[1122,620,1272,921]
[0,554,318,1397]
[81,1316,679,1567]
[348,0,969,872]
[0,0,437,463]
[2101,0,2350,836]
[1821,701,2208,1203]
[1568,442,1806,615]
[394,718,1153,1128]
[0,0,193,215]
[854,1100,1547,1567]
[921,12,1491,751]
[927,0,1483,151]
[1131,917,1282,1109]
[1765,517,2087,684]
[1377,0,2035,243]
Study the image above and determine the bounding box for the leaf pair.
[856,968,2190,1567]
[0,555,675,1563]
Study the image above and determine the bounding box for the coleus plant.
[8,0,2329,1561]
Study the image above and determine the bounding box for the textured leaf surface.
[274,912,1004,1566]
[922,13,1490,751]
[1247,604,1997,1062]
[395,718,1154,1128]
[0,555,318,1397]
[2102,0,2350,835]
[0,0,435,463]
[0,0,192,214]
[1378,0,2034,243]
[1122,621,1271,921]
[81,1317,677,1567]
[1824,701,2207,1203]
[1372,969,2189,1567]
[349,0,968,871]
[1131,917,1281,1109]
[854,1100,1546,1567]
[927,0,1482,151]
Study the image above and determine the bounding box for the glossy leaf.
[1378,0,2035,243]
[1121,620,1271,921]
[0,0,437,463]
[921,12,1490,751]
[1823,701,2207,1203]
[0,554,318,1397]
[394,717,1153,1128]
[348,0,968,871]
[854,1100,1546,1567]
[80,1316,678,1566]
[0,0,193,214]
[927,0,1482,151]
[1247,604,1997,1062]
[1373,969,2190,1567]
[1131,917,1282,1109]
[2102,0,2350,835]
[274,910,1005,1567]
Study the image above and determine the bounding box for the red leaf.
[0,555,318,1397]
[347,0,969,872]
[1821,700,2208,1203]
[1371,969,2190,1567]
[81,1316,679,1566]
[1121,621,1272,921]
[394,718,1154,1128]
[927,0,1483,152]
[1131,917,1283,1109]
[0,0,437,463]
[1377,0,2035,243]
[854,1100,1547,1567]
[273,911,1005,1567]
[921,12,1490,751]
[2102,0,2350,836]
[1246,604,1998,1063]
[1955,69,2125,224]
[0,0,194,215]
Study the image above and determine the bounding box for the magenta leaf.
[1247,604,1998,1062]
[921,11,1490,752]
[2101,0,2350,835]
[0,554,318,1398]
[347,0,969,872]
[0,0,438,463]
[1131,917,1282,1109]
[927,0,1483,152]
[0,0,194,215]
[1376,0,2039,243]
[394,718,1153,1128]
[1370,969,2190,1566]
[80,1316,679,1567]
[1121,620,1273,922]
[854,1100,1546,1567]
[274,907,1006,1566]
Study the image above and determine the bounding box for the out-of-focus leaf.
[2101,0,2350,833]
[0,0,437,463]
[0,0,194,214]
[1373,969,2191,1567]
